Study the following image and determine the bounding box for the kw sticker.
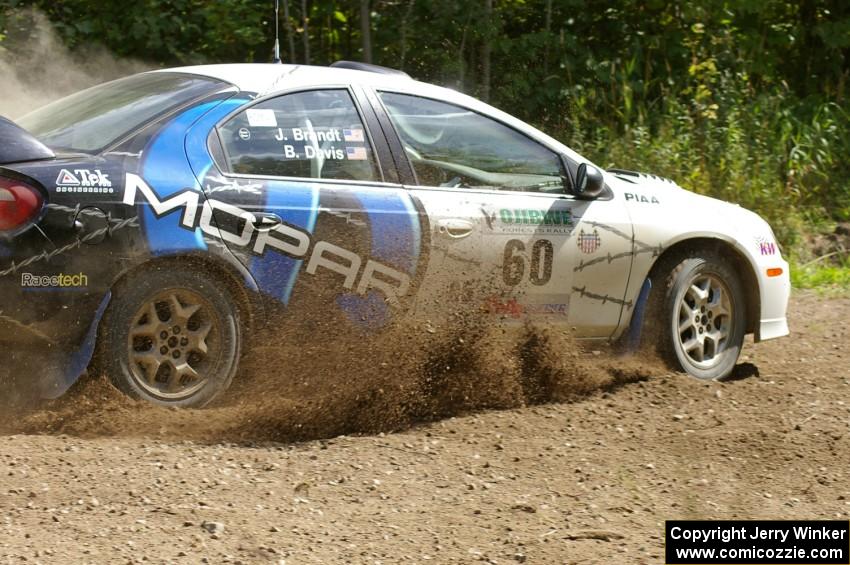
[756,236,777,256]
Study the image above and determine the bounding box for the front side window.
[19,73,227,153]
[219,89,379,182]
[378,92,564,192]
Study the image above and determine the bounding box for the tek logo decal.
[756,236,777,256]
[577,229,601,254]
[624,193,660,204]
[122,174,410,304]
[56,169,114,194]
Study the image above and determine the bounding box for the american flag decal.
[343,128,365,142]
[577,229,601,254]
[346,146,368,160]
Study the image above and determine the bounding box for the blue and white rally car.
[0,62,790,407]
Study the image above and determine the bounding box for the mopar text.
[122,174,410,303]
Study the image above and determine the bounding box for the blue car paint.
[249,181,320,305]
[142,95,425,329]
[184,97,323,306]
[625,278,652,352]
[43,291,112,399]
[184,97,250,183]
[335,188,422,328]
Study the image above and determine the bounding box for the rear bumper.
[0,291,110,398]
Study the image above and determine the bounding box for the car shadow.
[724,362,760,382]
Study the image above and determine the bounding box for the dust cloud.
[0,9,149,119]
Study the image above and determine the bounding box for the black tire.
[93,266,241,408]
[645,251,746,380]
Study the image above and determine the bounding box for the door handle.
[252,212,282,230]
[436,219,474,239]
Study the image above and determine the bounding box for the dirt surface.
[0,291,847,564]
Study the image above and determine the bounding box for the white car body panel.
[165,63,790,343]
[608,171,790,341]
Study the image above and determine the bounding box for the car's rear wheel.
[95,267,240,407]
[647,252,746,380]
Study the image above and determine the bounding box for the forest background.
[1,0,848,286]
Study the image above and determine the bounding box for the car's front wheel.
[648,252,746,380]
[94,267,241,407]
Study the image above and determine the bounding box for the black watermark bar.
[666,520,849,564]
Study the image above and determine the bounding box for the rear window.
[18,73,229,153]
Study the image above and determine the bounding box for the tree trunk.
[360,0,372,63]
[282,0,296,62]
[399,0,416,69]
[301,0,311,65]
[544,0,552,73]
[481,0,492,102]
[458,13,472,90]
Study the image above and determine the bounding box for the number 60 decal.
[502,239,554,286]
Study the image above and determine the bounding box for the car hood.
[606,168,775,237]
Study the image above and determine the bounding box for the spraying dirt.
[4,306,657,443]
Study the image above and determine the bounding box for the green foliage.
[2,0,849,269]
[791,260,850,291]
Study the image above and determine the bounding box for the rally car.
[0,62,790,407]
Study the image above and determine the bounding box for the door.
[193,88,428,335]
[373,91,634,337]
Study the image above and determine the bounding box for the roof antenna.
[272,0,281,63]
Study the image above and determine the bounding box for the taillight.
[0,177,43,232]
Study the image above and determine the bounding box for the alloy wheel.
[675,274,734,370]
[126,289,220,400]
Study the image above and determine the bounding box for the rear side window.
[19,73,227,153]
[219,89,379,182]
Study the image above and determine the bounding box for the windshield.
[18,72,229,153]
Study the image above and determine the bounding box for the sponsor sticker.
[55,169,113,194]
[122,173,411,304]
[246,108,278,128]
[577,229,601,254]
[624,192,660,204]
[21,272,88,289]
[483,208,573,235]
[484,295,569,319]
[756,236,777,256]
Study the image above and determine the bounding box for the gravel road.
[0,292,847,564]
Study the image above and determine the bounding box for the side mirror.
[573,163,605,199]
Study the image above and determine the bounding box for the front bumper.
[756,257,791,342]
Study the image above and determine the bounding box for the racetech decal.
[122,173,411,304]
